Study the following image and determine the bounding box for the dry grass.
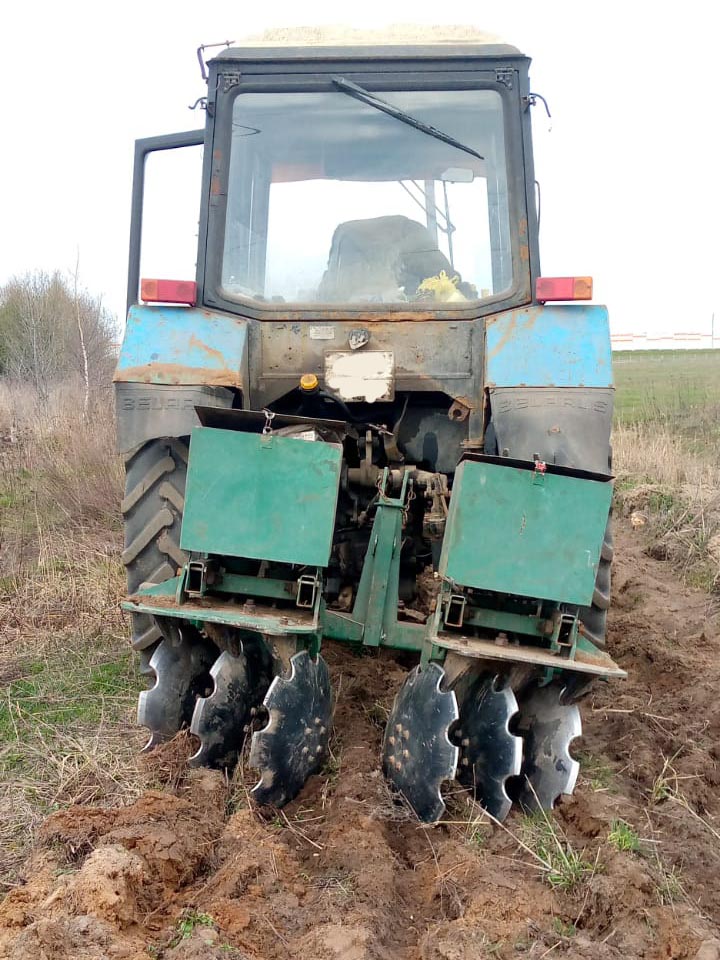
[0,379,123,535]
[613,421,719,492]
[613,421,720,592]
[0,379,142,889]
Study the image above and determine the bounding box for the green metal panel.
[180,427,342,567]
[439,459,612,605]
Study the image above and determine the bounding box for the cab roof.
[210,25,524,63]
[214,43,524,62]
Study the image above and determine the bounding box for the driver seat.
[318,215,453,302]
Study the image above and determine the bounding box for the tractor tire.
[578,517,613,649]
[121,438,189,673]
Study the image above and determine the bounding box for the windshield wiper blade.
[332,76,484,162]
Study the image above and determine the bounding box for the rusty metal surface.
[122,593,319,635]
[114,305,248,387]
[254,317,481,409]
[485,304,613,388]
[114,362,242,387]
[433,632,627,679]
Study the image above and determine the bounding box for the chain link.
[262,409,276,436]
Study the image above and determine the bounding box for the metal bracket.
[223,71,241,93]
[296,575,319,609]
[182,558,220,599]
[495,68,515,89]
[550,612,579,658]
[196,40,234,82]
[444,594,467,629]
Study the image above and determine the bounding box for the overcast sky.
[2,0,717,338]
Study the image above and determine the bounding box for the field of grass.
[611,348,720,593]
[613,348,720,425]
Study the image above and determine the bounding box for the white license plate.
[324,351,394,402]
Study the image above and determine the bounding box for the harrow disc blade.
[137,627,215,750]
[190,650,252,768]
[517,682,581,811]
[382,663,459,823]
[456,675,522,822]
[250,650,333,808]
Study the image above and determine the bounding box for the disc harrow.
[138,623,586,824]
[515,681,582,812]
[454,674,523,821]
[382,663,459,823]
[381,664,584,822]
[190,650,254,768]
[137,623,216,750]
[250,650,333,807]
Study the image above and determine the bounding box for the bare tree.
[0,270,116,400]
[72,255,91,418]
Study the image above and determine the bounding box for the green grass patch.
[0,642,138,777]
[613,349,720,424]
[521,812,597,892]
[175,911,216,941]
[608,819,641,853]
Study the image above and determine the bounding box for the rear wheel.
[121,437,188,672]
[578,516,613,649]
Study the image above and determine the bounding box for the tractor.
[114,30,624,822]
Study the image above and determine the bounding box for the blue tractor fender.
[114,304,248,388]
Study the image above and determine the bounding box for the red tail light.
[141,278,197,306]
[536,277,593,302]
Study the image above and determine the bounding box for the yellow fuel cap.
[300,373,319,392]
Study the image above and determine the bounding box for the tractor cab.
[128,38,538,321]
[202,42,534,318]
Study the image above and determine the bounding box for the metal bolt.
[319,726,326,735]
[243,724,250,733]
[402,749,410,759]
[461,738,470,747]
[461,757,470,767]
[395,763,403,771]
[250,707,257,717]
[315,745,323,755]
[455,728,463,738]
[314,717,323,725]
[301,746,309,755]
[304,727,312,736]
[388,736,396,746]
[395,724,403,733]
[402,729,410,740]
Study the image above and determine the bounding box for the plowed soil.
[2,521,720,959]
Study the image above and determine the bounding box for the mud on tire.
[121,438,188,673]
